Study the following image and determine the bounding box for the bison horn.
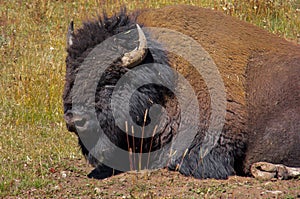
[67,20,74,47]
[120,24,148,68]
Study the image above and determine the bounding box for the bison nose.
[64,111,73,124]
[64,110,88,132]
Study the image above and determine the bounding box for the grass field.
[0,0,299,197]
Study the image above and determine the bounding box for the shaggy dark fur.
[63,6,300,180]
[63,9,180,179]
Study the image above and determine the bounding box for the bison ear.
[67,20,74,48]
[120,24,148,68]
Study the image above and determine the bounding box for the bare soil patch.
[15,158,300,198]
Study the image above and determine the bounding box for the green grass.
[0,0,299,197]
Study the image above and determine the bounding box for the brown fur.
[136,5,300,174]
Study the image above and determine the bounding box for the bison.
[63,5,300,180]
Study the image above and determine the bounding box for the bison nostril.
[64,111,73,124]
[75,118,87,128]
[64,111,87,127]
[64,110,88,132]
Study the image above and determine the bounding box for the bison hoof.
[251,162,300,180]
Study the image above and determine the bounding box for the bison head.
[62,9,185,178]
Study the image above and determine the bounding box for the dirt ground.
[14,158,298,199]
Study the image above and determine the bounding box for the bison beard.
[63,6,300,180]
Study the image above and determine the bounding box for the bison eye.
[75,118,87,128]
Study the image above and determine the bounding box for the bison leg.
[167,129,246,179]
[168,145,236,179]
[251,162,300,180]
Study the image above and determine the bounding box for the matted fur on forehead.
[66,8,138,61]
[63,8,139,106]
